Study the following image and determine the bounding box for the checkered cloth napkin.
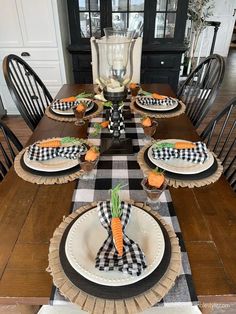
[95,201,147,276]
[51,99,76,111]
[51,101,198,308]
[51,99,93,111]
[27,143,87,161]
[137,96,177,106]
[152,141,209,164]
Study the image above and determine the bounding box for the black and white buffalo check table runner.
[51,101,199,309]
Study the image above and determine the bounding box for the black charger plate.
[59,206,172,299]
[144,147,218,180]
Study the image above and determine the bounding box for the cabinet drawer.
[142,54,180,69]
[0,48,59,61]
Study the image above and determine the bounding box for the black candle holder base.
[101,138,133,156]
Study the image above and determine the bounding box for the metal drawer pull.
[161,61,165,64]
[21,52,30,57]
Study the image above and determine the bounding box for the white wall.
[193,0,236,57]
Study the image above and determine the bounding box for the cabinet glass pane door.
[155,0,178,38]
[112,0,145,37]
[78,0,100,38]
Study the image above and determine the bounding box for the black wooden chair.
[200,97,236,191]
[3,54,53,131]
[177,54,225,128]
[0,120,23,181]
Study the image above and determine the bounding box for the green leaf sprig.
[154,142,175,149]
[76,91,94,99]
[91,122,102,136]
[110,183,129,218]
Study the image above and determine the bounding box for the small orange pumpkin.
[129,82,138,89]
[76,102,86,112]
[147,168,165,188]
[141,116,152,127]
[85,146,100,161]
[100,121,109,128]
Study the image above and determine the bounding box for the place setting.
[14,137,100,184]
[45,92,103,123]
[130,90,186,119]
[137,139,224,188]
[48,184,182,313]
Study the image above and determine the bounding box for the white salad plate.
[65,205,165,286]
[23,151,79,172]
[136,96,178,111]
[51,98,94,116]
[148,139,214,175]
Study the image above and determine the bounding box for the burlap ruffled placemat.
[137,143,224,188]
[45,101,103,123]
[47,201,181,314]
[14,138,93,185]
[130,99,186,118]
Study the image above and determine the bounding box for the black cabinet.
[67,0,189,92]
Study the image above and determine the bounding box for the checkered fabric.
[152,141,208,164]
[51,99,93,111]
[51,101,198,308]
[27,143,87,161]
[108,106,125,134]
[51,99,75,111]
[137,96,177,106]
[95,201,147,276]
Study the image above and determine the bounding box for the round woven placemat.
[14,138,93,185]
[137,143,224,188]
[130,99,186,118]
[45,101,103,122]
[47,201,181,314]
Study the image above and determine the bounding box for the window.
[155,0,178,38]
[111,0,145,37]
[78,0,101,38]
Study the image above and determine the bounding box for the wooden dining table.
[0,84,236,312]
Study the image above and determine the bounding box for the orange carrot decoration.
[38,139,61,148]
[152,93,167,100]
[60,96,76,102]
[174,142,196,149]
[110,184,123,257]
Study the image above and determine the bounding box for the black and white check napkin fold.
[152,141,208,164]
[51,99,75,111]
[95,201,147,276]
[27,143,87,161]
[138,96,177,107]
[51,99,92,111]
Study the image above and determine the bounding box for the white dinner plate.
[136,96,178,111]
[65,205,165,286]
[50,98,94,116]
[148,139,214,175]
[23,148,79,172]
